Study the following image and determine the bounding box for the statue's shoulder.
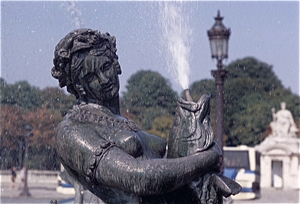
[61,103,110,125]
[56,118,79,141]
[55,105,94,140]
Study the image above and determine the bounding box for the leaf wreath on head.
[51,29,121,99]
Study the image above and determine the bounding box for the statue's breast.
[93,123,166,159]
[91,123,143,158]
[113,130,143,158]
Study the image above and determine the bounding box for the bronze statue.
[52,28,240,204]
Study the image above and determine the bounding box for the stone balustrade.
[0,170,59,184]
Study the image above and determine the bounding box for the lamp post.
[20,124,33,197]
[207,10,230,153]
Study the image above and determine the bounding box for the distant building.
[255,102,300,189]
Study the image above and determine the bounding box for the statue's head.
[280,102,286,110]
[51,29,122,103]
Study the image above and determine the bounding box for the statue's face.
[281,102,286,110]
[80,54,120,102]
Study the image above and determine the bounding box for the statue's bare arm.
[97,144,221,195]
[56,119,221,196]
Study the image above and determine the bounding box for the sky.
[1,1,299,96]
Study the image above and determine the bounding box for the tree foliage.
[0,78,75,170]
[121,70,178,130]
[26,107,61,149]
[189,57,300,147]
[0,80,42,110]
[41,87,76,117]
[147,116,174,142]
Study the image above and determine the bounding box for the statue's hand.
[189,173,242,204]
[214,174,242,197]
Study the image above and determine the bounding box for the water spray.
[160,2,192,96]
[65,1,84,29]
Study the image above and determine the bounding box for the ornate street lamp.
[20,124,33,197]
[207,10,230,152]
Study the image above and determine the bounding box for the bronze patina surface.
[52,28,241,203]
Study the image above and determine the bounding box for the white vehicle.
[223,145,260,200]
[57,174,75,195]
[56,164,75,195]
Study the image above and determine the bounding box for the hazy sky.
[1,1,299,96]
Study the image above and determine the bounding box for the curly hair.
[51,28,121,99]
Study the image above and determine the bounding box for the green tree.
[148,116,174,142]
[41,87,76,117]
[0,78,6,87]
[224,57,299,146]
[121,70,178,131]
[189,57,300,147]
[0,80,42,110]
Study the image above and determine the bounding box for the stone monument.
[52,28,241,203]
[270,102,298,137]
[256,102,300,189]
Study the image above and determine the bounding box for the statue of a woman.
[52,29,240,204]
